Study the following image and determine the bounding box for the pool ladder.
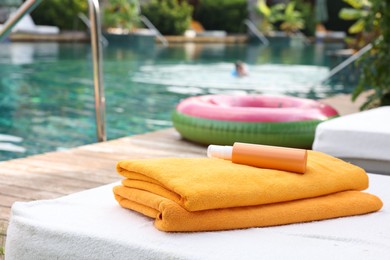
[140,15,168,47]
[244,19,269,46]
[320,43,373,84]
[0,0,107,142]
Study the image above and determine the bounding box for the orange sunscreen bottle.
[207,142,307,174]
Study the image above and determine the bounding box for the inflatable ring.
[172,95,339,148]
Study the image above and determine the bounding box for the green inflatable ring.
[172,111,337,149]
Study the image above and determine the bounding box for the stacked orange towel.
[113,151,382,232]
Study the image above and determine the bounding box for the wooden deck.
[9,31,247,44]
[0,93,366,255]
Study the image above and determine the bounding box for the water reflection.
[0,133,25,153]
[0,41,354,161]
[0,42,59,64]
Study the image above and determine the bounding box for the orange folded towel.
[113,151,383,232]
[116,151,368,211]
[114,187,382,232]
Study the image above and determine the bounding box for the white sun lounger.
[5,173,390,260]
[313,106,390,175]
[0,14,59,34]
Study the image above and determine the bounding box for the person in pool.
[232,60,248,77]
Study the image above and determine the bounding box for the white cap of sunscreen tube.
[207,145,233,160]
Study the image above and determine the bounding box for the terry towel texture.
[113,150,382,232]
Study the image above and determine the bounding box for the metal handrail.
[0,0,42,42]
[293,30,310,45]
[78,12,108,47]
[140,15,168,47]
[244,19,269,46]
[88,0,106,142]
[0,0,107,142]
[320,43,373,84]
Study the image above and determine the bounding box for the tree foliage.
[31,0,88,30]
[194,0,248,33]
[257,0,306,35]
[141,0,193,35]
[102,0,140,31]
[349,0,390,109]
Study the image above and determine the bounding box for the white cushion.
[313,106,390,174]
[6,13,59,34]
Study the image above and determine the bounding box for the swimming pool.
[0,41,354,161]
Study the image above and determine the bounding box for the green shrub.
[31,0,88,30]
[257,0,311,35]
[141,0,193,35]
[102,0,140,31]
[353,0,390,109]
[295,0,316,36]
[194,0,248,33]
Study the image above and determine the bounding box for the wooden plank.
[10,31,89,42]
[164,35,248,44]
[0,194,28,208]
[0,207,10,223]
[76,131,205,158]
[0,184,63,201]
[0,171,102,195]
[0,221,7,234]
[1,219,7,259]
[0,219,7,235]
[0,159,119,183]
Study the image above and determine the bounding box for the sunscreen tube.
[207,142,307,174]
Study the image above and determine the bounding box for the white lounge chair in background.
[0,13,59,34]
[313,106,390,175]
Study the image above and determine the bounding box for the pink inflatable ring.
[172,95,339,148]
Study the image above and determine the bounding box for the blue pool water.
[0,41,355,161]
